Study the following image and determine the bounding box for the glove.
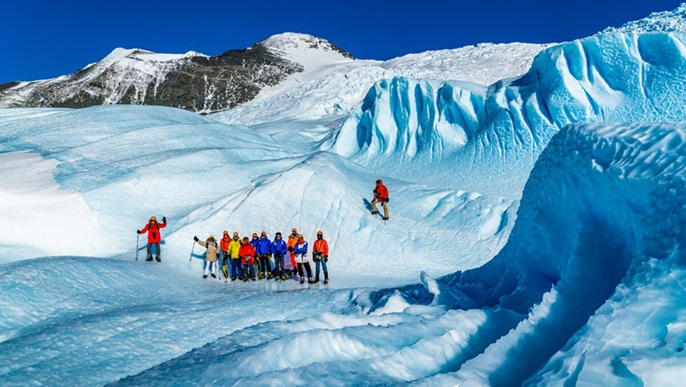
[386,198,390,203]
[162,216,167,223]
[137,230,141,234]
[324,256,328,262]
[194,236,199,242]
[216,252,220,258]
[288,246,294,252]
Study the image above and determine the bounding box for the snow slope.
[0,106,512,284]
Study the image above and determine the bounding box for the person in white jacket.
[194,235,219,279]
[293,234,314,284]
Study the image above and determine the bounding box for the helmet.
[292,227,297,232]
[297,234,303,239]
[209,235,215,240]
[223,230,229,236]
[150,216,157,221]
[261,231,267,236]
[233,231,239,237]
[317,230,323,236]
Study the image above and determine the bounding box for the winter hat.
[223,230,229,236]
[291,227,297,233]
[233,231,239,237]
[150,216,157,221]
[261,231,267,236]
[297,234,303,239]
[317,230,323,236]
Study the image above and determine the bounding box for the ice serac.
[329,32,686,190]
[328,77,485,161]
[413,122,686,385]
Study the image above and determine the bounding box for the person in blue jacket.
[256,231,273,280]
[271,232,289,281]
[293,234,314,284]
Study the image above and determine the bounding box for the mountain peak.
[603,3,686,33]
[256,32,354,61]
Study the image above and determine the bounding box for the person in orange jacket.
[137,215,167,262]
[371,179,389,220]
[312,230,330,284]
[240,236,256,282]
[287,227,299,277]
[219,230,231,280]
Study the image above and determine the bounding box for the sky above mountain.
[0,0,682,84]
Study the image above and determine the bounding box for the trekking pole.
[189,240,195,262]
[135,233,140,261]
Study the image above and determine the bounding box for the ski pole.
[189,239,195,262]
[136,233,140,261]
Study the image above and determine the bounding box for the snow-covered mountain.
[0,34,349,113]
[3,5,686,386]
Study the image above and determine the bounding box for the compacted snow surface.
[3,24,686,387]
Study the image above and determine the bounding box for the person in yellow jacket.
[228,231,242,281]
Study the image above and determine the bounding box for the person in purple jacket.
[256,231,273,279]
[271,232,289,280]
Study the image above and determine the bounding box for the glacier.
[2,20,686,387]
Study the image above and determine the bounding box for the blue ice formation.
[384,122,686,385]
[331,33,686,168]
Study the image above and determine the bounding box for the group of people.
[135,180,390,286]
[194,228,330,285]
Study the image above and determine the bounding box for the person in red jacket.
[239,236,256,282]
[371,179,389,220]
[312,230,330,284]
[219,230,231,280]
[137,215,167,262]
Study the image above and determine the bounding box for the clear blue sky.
[0,0,683,84]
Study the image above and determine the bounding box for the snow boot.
[146,255,153,262]
[324,273,329,285]
[308,277,315,284]
[211,273,216,278]
[300,277,305,284]
[231,277,236,281]
[203,275,208,279]
[155,256,161,262]
[371,210,378,215]
[312,274,320,284]
[382,216,389,220]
